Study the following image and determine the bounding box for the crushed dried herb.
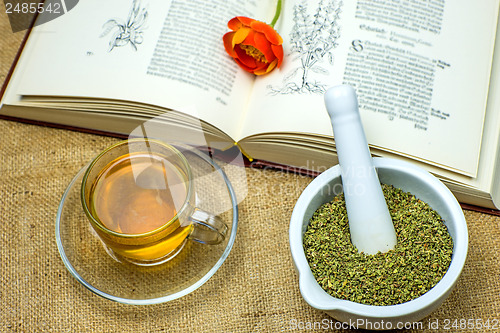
[303,184,453,306]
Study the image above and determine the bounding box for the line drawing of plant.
[269,0,343,95]
[100,0,148,52]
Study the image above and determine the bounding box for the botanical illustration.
[270,0,343,95]
[100,0,148,52]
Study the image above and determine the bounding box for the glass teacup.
[81,138,227,266]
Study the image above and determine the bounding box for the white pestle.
[324,85,397,254]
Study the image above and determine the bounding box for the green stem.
[270,0,282,28]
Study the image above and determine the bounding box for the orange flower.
[223,16,284,75]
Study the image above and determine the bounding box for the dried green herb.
[303,184,453,306]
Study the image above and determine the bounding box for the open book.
[2,0,500,210]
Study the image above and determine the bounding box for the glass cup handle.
[188,208,228,245]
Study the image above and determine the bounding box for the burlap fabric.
[1,12,499,333]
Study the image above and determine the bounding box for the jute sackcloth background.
[1,10,499,333]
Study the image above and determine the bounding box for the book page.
[7,0,271,140]
[240,0,499,176]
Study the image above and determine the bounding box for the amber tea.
[88,152,192,263]
[91,153,188,233]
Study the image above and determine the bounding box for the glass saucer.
[55,148,239,305]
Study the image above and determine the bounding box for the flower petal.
[266,58,279,72]
[254,59,278,75]
[232,27,251,47]
[234,16,256,28]
[253,32,275,63]
[242,29,256,46]
[227,17,243,31]
[223,32,237,57]
[234,58,257,73]
[250,20,283,45]
[253,67,269,76]
[255,64,269,74]
[271,44,284,67]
